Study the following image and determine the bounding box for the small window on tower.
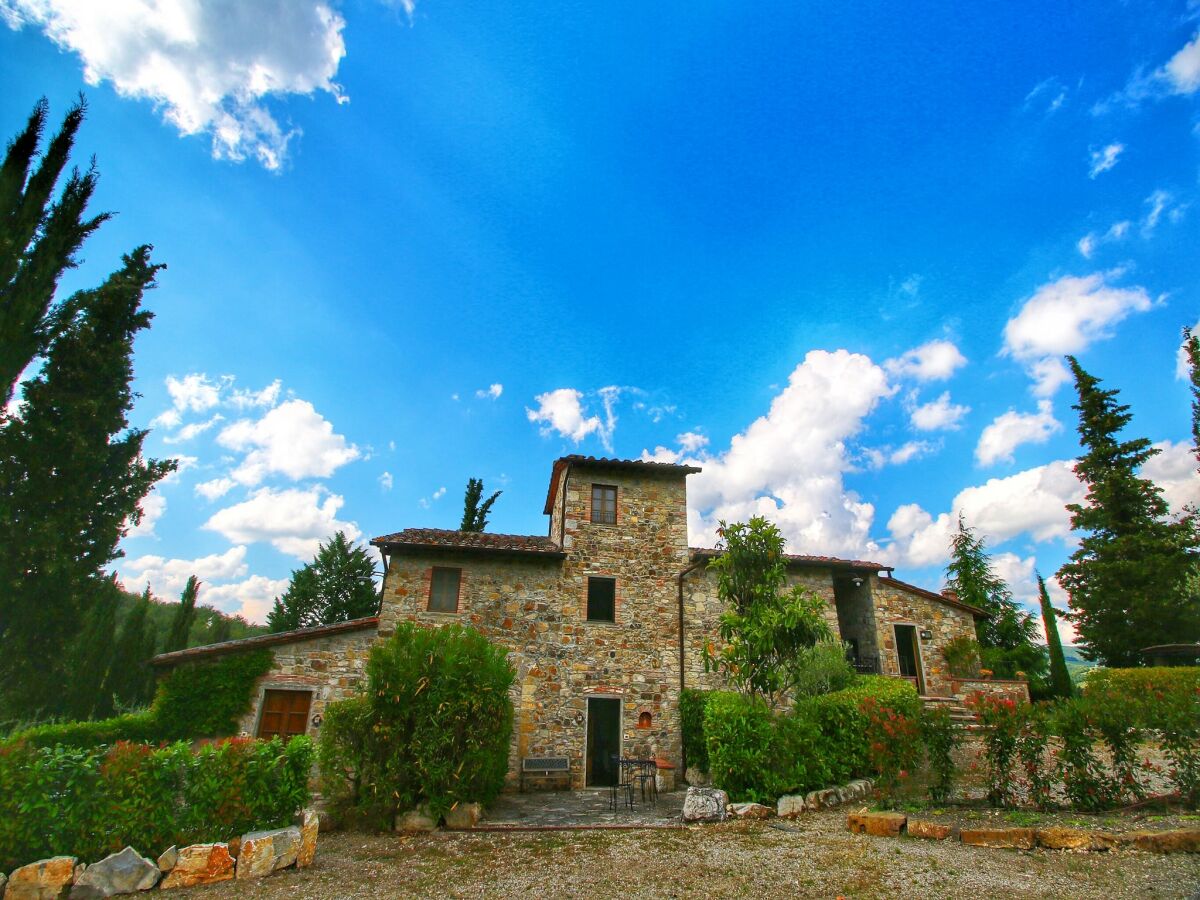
[592,484,617,524]
[587,576,616,622]
[428,567,461,613]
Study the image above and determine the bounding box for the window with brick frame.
[428,566,462,613]
[587,576,616,622]
[257,689,312,740]
[591,484,617,524]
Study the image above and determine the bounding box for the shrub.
[966,692,1024,807]
[790,640,856,698]
[1081,692,1145,804]
[1082,667,1200,730]
[942,635,982,679]
[1014,705,1054,810]
[803,676,922,785]
[861,696,921,806]
[920,705,958,804]
[0,735,311,871]
[4,650,273,750]
[318,623,514,828]
[704,691,828,804]
[680,689,712,774]
[1156,685,1200,808]
[1052,699,1112,812]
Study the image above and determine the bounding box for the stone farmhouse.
[154,455,999,790]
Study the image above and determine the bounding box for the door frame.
[892,623,927,696]
[584,694,623,787]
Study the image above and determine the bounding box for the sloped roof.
[689,547,891,572]
[880,576,989,619]
[543,455,702,514]
[151,617,380,668]
[371,527,565,559]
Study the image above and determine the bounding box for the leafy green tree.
[164,575,200,654]
[1,97,109,406]
[703,517,832,706]
[1038,574,1073,698]
[1057,357,1200,666]
[101,586,158,708]
[1184,327,1200,466]
[459,477,501,532]
[65,578,119,720]
[944,515,1046,683]
[0,247,174,718]
[268,532,379,633]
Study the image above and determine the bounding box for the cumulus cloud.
[195,477,237,501]
[1,0,349,169]
[203,486,359,558]
[379,471,394,492]
[418,485,446,509]
[125,491,167,539]
[1142,440,1200,514]
[1096,32,1200,112]
[885,459,1085,567]
[120,545,249,599]
[201,574,290,624]
[475,383,503,400]
[862,440,938,470]
[1165,32,1200,94]
[162,413,224,445]
[1087,143,1124,179]
[684,349,894,556]
[1176,321,1200,380]
[677,431,709,453]
[883,340,967,383]
[1077,220,1130,259]
[526,386,619,452]
[975,400,1062,466]
[910,391,969,431]
[230,379,282,410]
[217,399,360,485]
[1003,272,1154,394]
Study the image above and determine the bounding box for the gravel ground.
[199,810,1200,899]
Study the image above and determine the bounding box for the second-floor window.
[591,484,617,524]
[428,566,461,613]
[587,576,616,622]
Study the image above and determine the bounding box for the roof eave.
[151,616,380,668]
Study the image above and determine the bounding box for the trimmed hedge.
[0,735,312,871]
[801,676,922,785]
[680,688,711,774]
[1082,667,1200,730]
[5,650,274,750]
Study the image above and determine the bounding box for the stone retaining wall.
[952,678,1031,704]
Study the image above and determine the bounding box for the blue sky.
[2,1,1198,632]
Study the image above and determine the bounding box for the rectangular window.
[257,689,312,741]
[428,566,462,613]
[591,484,617,524]
[587,576,616,622]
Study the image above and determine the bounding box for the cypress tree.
[459,477,501,532]
[268,531,378,632]
[1056,356,1200,666]
[165,575,200,653]
[1,97,110,405]
[1037,574,1073,698]
[0,247,174,718]
[102,586,157,708]
[66,578,119,720]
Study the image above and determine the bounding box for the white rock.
[777,794,806,818]
[681,786,728,823]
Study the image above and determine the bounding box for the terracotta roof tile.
[879,576,990,618]
[689,547,891,571]
[371,528,565,557]
[151,617,379,667]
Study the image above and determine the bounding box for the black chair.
[633,759,658,805]
[608,756,634,810]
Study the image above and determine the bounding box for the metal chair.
[633,759,658,805]
[608,756,634,810]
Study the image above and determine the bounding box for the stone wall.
[869,577,978,697]
[236,626,379,739]
[952,677,1031,704]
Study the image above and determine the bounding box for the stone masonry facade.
[158,455,989,792]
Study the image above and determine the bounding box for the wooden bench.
[521,756,570,792]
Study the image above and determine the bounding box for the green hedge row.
[4,650,274,750]
[1082,667,1200,730]
[0,735,313,871]
[688,676,921,802]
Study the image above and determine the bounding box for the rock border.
[847,811,1200,854]
[1,808,318,898]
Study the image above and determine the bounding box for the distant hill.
[1061,645,1097,683]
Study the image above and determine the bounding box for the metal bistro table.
[610,757,657,809]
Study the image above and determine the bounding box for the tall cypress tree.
[0,247,174,718]
[67,578,119,720]
[459,478,501,532]
[1037,574,1073,698]
[165,575,200,653]
[1056,356,1200,666]
[1,98,110,406]
[102,586,158,709]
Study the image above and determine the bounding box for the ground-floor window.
[257,689,313,740]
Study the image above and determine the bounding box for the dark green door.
[894,624,925,694]
[586,697,621,786]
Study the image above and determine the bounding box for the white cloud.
[1003,272,1154,394]
[883,340,967,383]
[1096,32,1200,112]
[888,440,936,466]
[677,431,709,453]
[1141,189,1187,237]
[201,574,290,624]
[165,373,225,413]
[119,545,249,599]
[195,477,237,501]
[379,471,394,492]
[526,386,619,452]
[217,399,360,485]
[1088,143,1124,178]
[230,379,281,410]
[885,459,1085,567]
[910,391,969,431]
[1076,220,1129,259]
[1142,440,1200,514]
[1176,321,1200,380]
[162,413,223,444]
[418,485,446,509]
[975,400,1062,466]
[684,349,894,557]
[1,0,349,169]
[1165,32,1200,95]
[1025,77,1068,114]
[475,383,503,400]
[125,491,167,539]
[203,486,359,559]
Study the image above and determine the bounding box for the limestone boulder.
[681,786,728,823]
[728,802,772,820]
[70,848,159,897]
[1,872,7,898]
[444,802,482,829]
[155,847,177,875]
[960,827,1035,850]
[907,819,954,841]
[1036,827,1094,851]
[395,807,438,833]
[1131,829,1200,853]
[297,808,319,868]
[804,790,823,811]
[847,812,906,837]
[159,844,234,889]
[236,827,301,880]
[776,795,805,818]
[6,856,82,899]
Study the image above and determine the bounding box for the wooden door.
[257,689,312,740]
[585,697,621,787]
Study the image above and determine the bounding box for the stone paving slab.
[477,789,686,829]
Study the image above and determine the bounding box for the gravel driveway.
[199,809,1200,899]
